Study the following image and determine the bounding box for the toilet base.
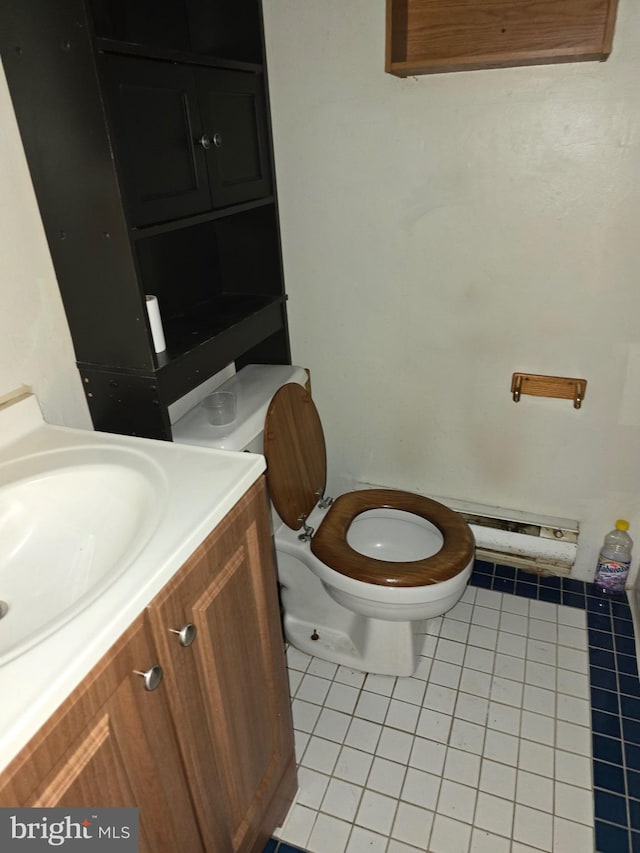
[283,611,427,677]
[278,550,428,675]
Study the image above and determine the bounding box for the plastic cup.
[203,391,236,426]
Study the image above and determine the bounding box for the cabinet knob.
[212,132,223,148]
[133,664,163,691]
[169,623,197,647]
[197,133,212,150]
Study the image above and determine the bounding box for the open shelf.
[386,0,619,76]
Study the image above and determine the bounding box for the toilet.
[173,365,475,676]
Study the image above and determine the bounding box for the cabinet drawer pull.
[133,664,163,691]
[169,623,197,647]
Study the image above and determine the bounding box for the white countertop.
[0,395,265,771]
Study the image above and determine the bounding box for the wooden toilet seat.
[312,489,474,587]
[263,384,474,588]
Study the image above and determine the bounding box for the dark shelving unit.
[0,0,290,439]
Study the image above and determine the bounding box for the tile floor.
[265,562,639,853]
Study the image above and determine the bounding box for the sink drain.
[0,601,8,619]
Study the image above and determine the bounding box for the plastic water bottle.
[594,520,633,594]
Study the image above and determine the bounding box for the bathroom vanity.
[0,396,296,851]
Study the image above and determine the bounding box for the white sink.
[0,446,167,664]
[0,392,265,771]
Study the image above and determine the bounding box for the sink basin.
[0,446,167,664]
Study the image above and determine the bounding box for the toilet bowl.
[263,381,475,675]
[172,364,475,676]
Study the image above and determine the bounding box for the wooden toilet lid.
[263,383,327,530]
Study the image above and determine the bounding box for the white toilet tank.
[172,364,308,452]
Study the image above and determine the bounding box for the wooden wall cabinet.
[0,0,290,440]
[386,0,619,77]
[0,478,296,853]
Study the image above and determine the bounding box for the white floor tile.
[449,718,485,755]
[333,745,374,786]
[528,600,557,623]
[501,595,528,616]
[464,646,495,674]
[482,729,519,766]
[409,736,447,776]
[436,637,466,665]
[416,708,453,744]
[517,739,554,778]
[393,676,427,705]
[513,804,553,851]
[556,645,589,674]
[493,653,525,683]
[528,618,556,643]
[448,600,474,622]
[424,683,458,716]
[296,766,330,809]
[367,756,407,798]
[335,665,366,688]
[520,709,555,746]
[280,803,317,848]
[515,769,554,812]
[496,631,527,659]
[440,617,470,644]
[345,825,388,853]
[401,766,441,810]
[436,778,477,823]
[555,720,592,756]
[500,611,529,636]
[557,605,587,629]
[471,605,500,630]
[526,639,556,666]
[321,776,362,821]
[468,625,498,650]
[307,812,351,853]
[524,660,556,691]
[469,827,510,853]
[287,646,312,671]
[429,813,472,853]
[474,589,503,610]
[557,624,588,651]
[487,701,520,735]
[556,668,589,699]
[314,707,351,743]
[459,667,492,698]
[556,693,591,727]
[365,673,397,696]
[443,747,481,787]
[554,749,592,788]
[354,690,390,724]
[479,758,517,801]
[355,789,398,835]
[308,658,339,679]
[429,660,462,689]
[376,726,414,764]
[522,684,556,717]
[554,780,594,825]
[489,675,523,708]
[292,698,322,733]
[301,736,341,774]
[474,791,514,838]
[455,692,489,725]
[345,717,382,754]
[325,681,360,714]
[553,816,596,853]
[386,698,420,732]
[296,673,332,705]
[391,802,434,848]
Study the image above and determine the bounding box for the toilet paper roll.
[145,294,166,354]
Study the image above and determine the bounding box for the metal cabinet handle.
[197,134,212,150]
[169,623,197,647]
[133,664,163,691]
[212,132,222,148]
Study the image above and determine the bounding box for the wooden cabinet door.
[101,55,211,226]
[0,618,203,853]
[197,68,272,208]
[147,478,296,853]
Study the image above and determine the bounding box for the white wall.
[263,0,640,581]
[0,63,90,428]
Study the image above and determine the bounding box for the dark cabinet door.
[102,55,212,226]
[197,68,272,208]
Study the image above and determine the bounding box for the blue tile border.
[266,560,639,853]
[470,559,637,853]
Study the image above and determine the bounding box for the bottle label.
[596,557,630,593]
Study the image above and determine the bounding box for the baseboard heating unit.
[355,483,578,575]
